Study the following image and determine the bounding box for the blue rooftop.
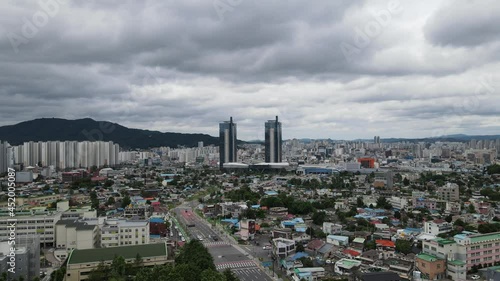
[265,191,279,196]
[221,219,239,227]
[290,252,309,261]
[160,173,178,177]
[150,218,164,223]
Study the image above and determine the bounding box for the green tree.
[454,219,465,227]
[298,257,313,267]
[200,269,225,281]
[364,240,376,250]
[403,178,410,186]
[107,196,116,206]
[296,243,305,252]
[395,239,412,255]
[87,262,110,281]
[487,164,500,175]
[223,268,239,281]
[104,180,115,187]
[110,255,126,278]
[394,211,401,220]
[312,211,327,225]
[50,266,66,281]
[90,191,100,210]
[445,214,453,223]
[468,204,476,214]
[356,197,365,208]
[121,195,131,208]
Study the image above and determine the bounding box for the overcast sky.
[1,0,499,140]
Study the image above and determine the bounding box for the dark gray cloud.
[0,0,499,140]
[424,0,500,47]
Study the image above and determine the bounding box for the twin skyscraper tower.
[219,116,282,169]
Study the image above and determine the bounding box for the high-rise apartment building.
[11,140,119,169]
[0,141,11,173]
[219,117,237,169]
[265,116,282,163]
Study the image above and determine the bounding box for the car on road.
[197,235,204,241]
[213,236,219,241]
[263,244,272,250]
[471,275,480,280]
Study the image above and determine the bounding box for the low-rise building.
[334,258,362,275]
[414,253,446,280]
[55,220,99,251]
[100,219,149,248]
[272,238,296,259]
[436,183,459,202]
[326,235,349,246]
[424,220,453,236]
[65,243,171,281]
[239,219,256,241]
[323,222,342,235]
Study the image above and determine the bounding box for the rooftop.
[448,260,466,266]
[68,243,167,264]
[416,253,442,262]
[335,258,362,269]
[470,232,500,243]
[434,238,455,245]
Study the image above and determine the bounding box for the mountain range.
[0,118,498,149]
[0,118,219,149]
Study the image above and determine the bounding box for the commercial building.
[65,243,171,281]
[358,158,375,168]
[219,117,237,169]
[265,116,282,163]
[100,219,150,248]
[150,217,167,237]
[239,219,256,241]
[272,237,295,258]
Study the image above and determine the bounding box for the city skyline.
[0,1,499,140]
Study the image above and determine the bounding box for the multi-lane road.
[173,206,273,281]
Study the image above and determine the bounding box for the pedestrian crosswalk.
[203,241,231,248]
[215,260,257,270]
